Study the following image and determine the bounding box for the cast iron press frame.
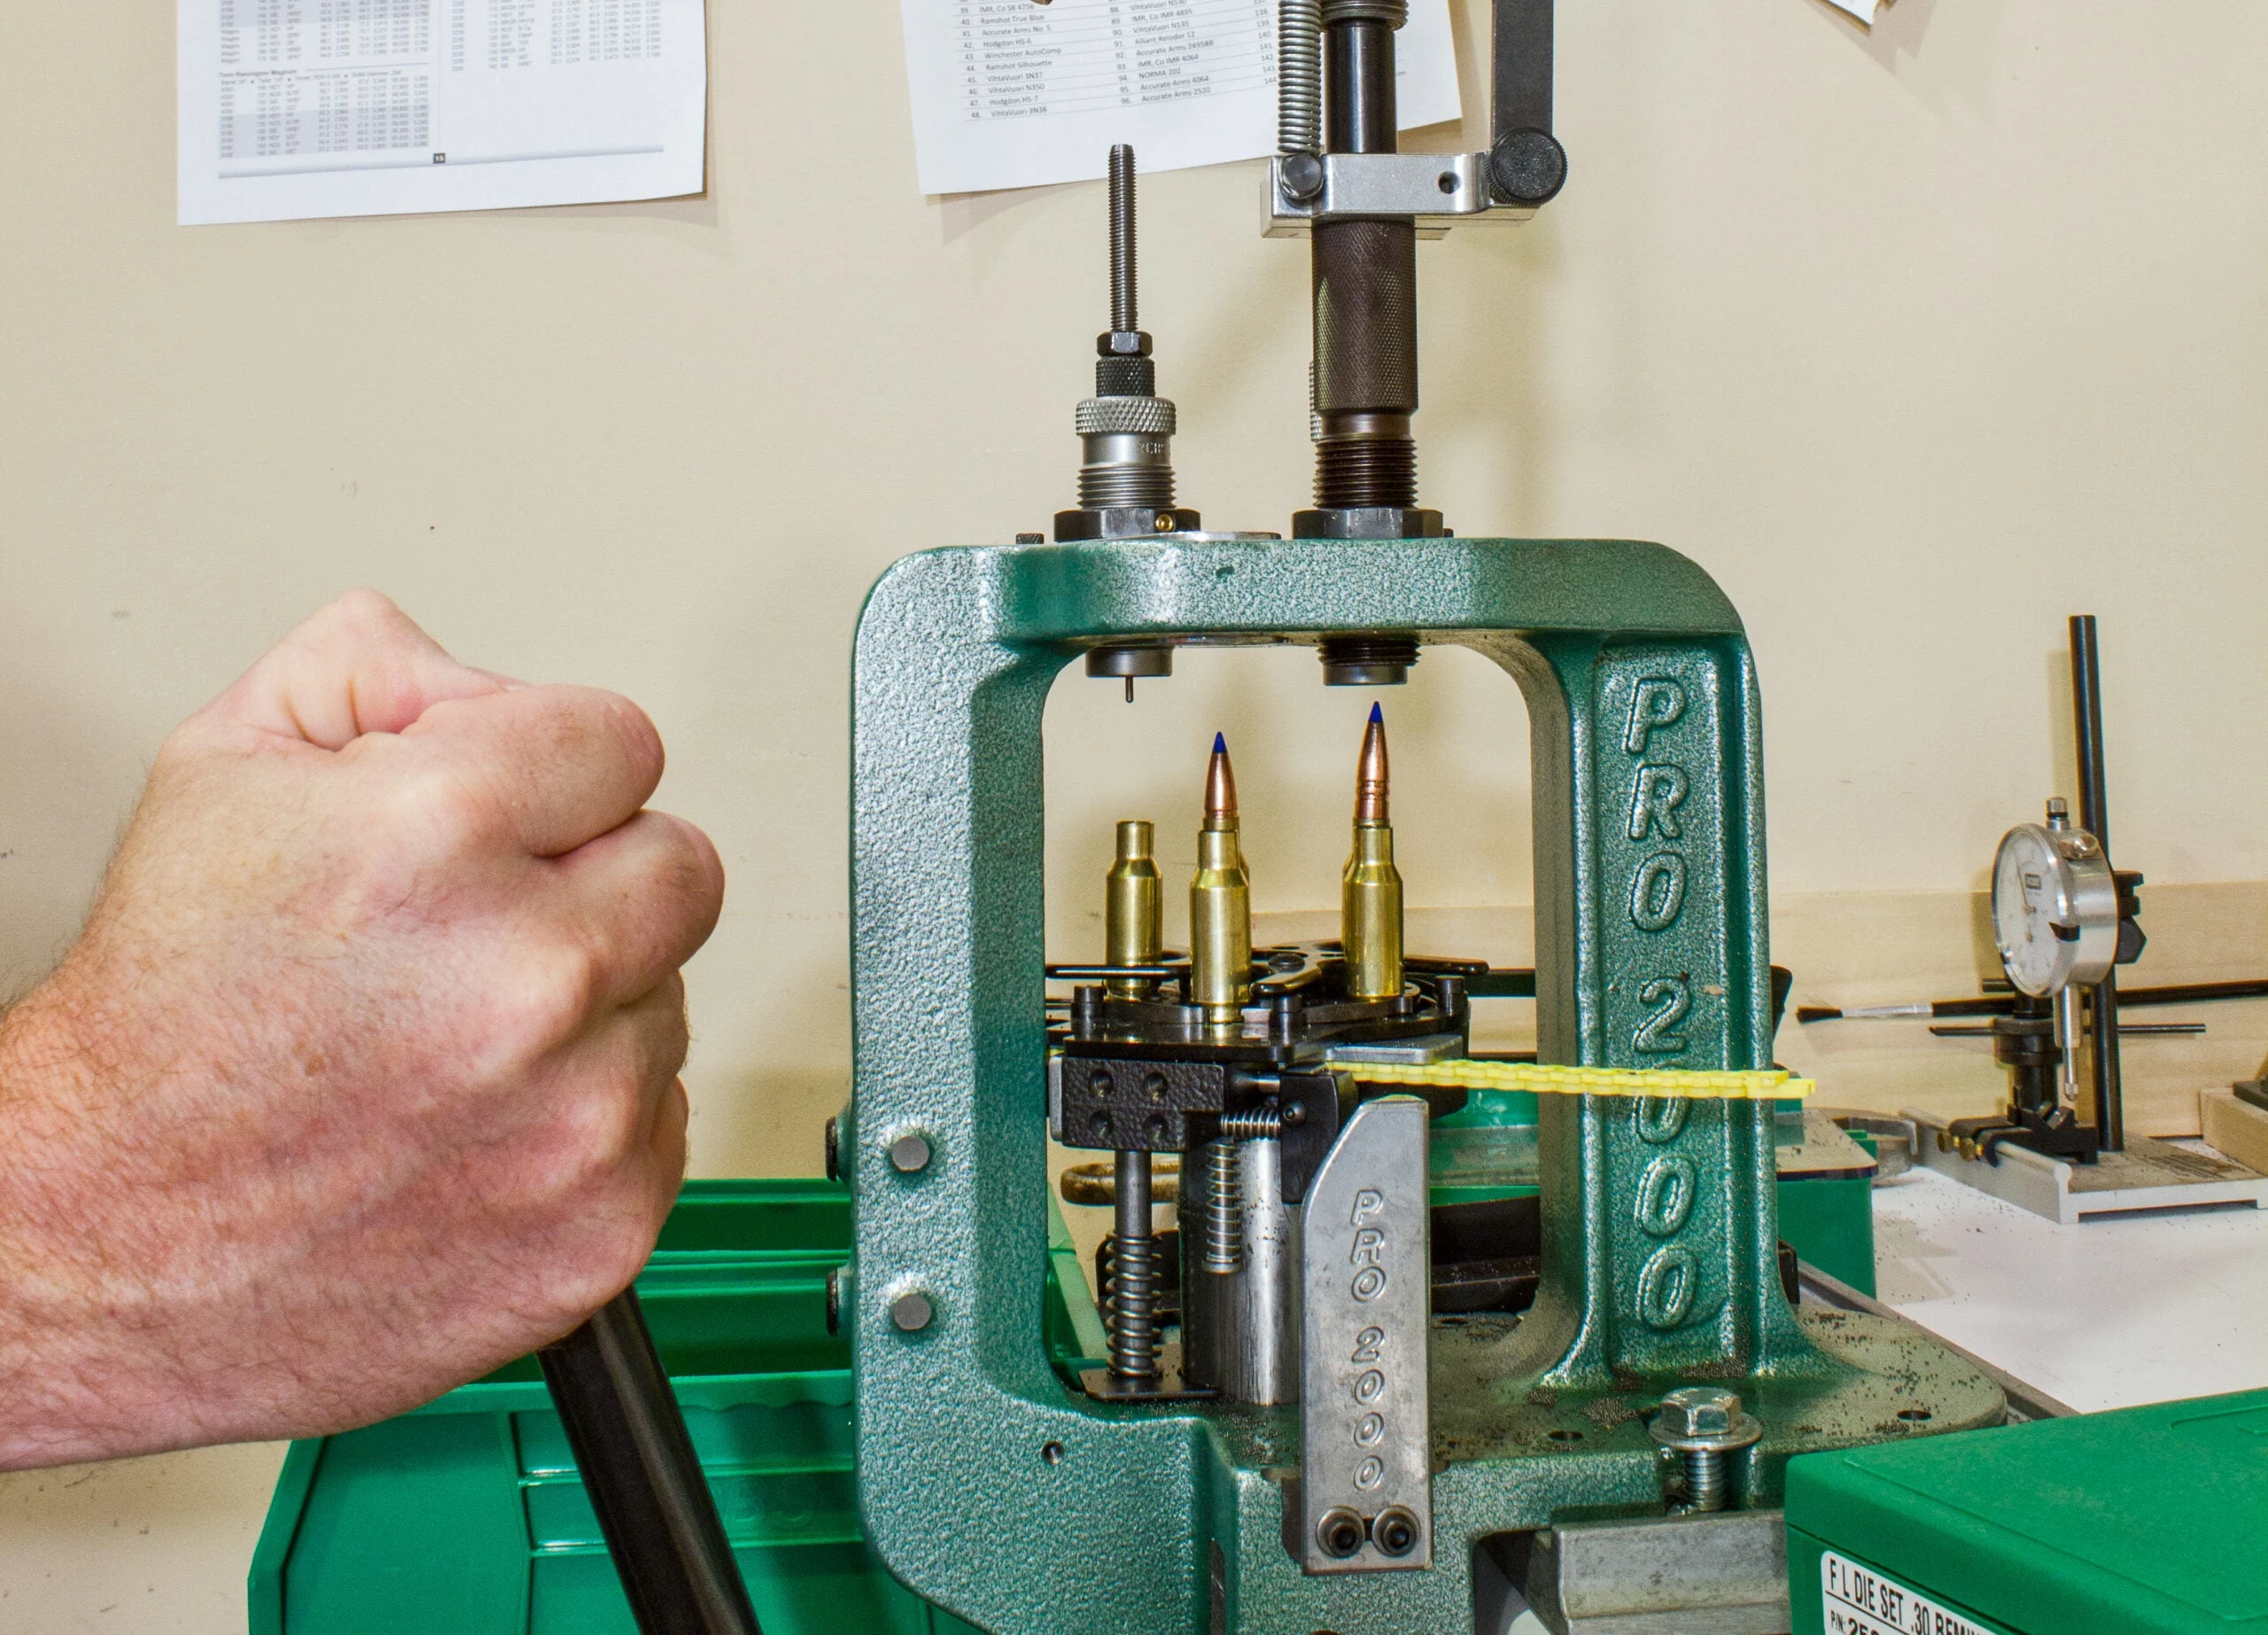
[843,534,2002,1635]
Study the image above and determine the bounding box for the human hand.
[0,591,723,1468]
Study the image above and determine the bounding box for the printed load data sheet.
[179,0,707,224]
[901,0,1462,196]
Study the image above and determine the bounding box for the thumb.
[205,590,515,750]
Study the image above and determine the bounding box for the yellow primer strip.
[1340,1060,1812,1101]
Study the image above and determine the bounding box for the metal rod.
[1324,19,1397,152]
[1107,144,1137,334]
[1929,1023,2204,1039]
[1798,977,2268,1026]
[2070,613,2124,1152]
[539,1289,762,1635]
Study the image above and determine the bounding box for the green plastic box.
[1787,1388,2268,1635]
[249,1180,1008,1635]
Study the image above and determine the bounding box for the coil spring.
[1218,1108,1285,1140]
[1107,1234,1161,1380]
[1200,1140,1246,1274]
[1277,0,1322,154]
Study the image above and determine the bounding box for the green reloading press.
[838,5,2001,1632]
[250,5,2016,1633]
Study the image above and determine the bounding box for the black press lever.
[540,1289,763,1634]
[1489,0,1568,206]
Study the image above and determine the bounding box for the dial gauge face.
[1992,822,2118,998]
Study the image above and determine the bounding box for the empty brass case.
[1106,819,1162,999]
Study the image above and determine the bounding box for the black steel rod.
[1324,19,1398,153]
[2070,614,2124,1152]
[540,1289,762,1635]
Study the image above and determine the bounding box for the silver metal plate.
[1908,1109,2268,1224]
[1297,1094,1432,1574]
[1527,1510,1790,1635]
[1265,152,1537,237]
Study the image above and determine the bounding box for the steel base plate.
[1907,1109,2268,1224]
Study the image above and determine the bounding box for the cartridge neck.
[1197,827,1244,870]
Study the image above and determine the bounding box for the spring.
[1277,0,1323,154]
[1315,434,1418,509]
[1201,1140,1246,1273]
[1107,1234,1161,1379]
[1682,1447,1728,1514]
[1078,462,1175,509]
[1218,1107,1284,1140]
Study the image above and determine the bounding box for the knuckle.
[493,938,607,1055]
[321,588,411,636]
[570,688,664,786]
[381,759,505,856]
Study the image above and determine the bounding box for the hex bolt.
[889,1133,933,1174]
[1371,1507,1421,1558]
[890,1291,935,1334]
[1648,1386,1763,1514]
[1316,1507,1366,1560]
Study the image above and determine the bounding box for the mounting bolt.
[1649,1387,1762,1514]
[825,1268,843,1336]
[1281,149,1325,203]
[1316,1507,1366,1560]
[824,1117,842,1182]
[890,1291,935,1334]
[1371,1506,1421,1558]
[889,1133,933,1174]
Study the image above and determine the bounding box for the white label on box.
[1821,1551,2008,1635]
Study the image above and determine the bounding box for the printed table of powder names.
[953,0,1278,122]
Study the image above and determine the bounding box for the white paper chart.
[900,0,1463,196]
[178,0,707,225]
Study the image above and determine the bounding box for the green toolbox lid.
[1787,1388,2268,1634]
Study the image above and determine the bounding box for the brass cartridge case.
[1189,737,1252,1024]
[1105,820,1162,999]
[1342,823,1404,1000]
[1190,828,1252,1023]
[1341,704,1403,1000]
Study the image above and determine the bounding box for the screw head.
[890,1291,935,1333]
[1371,1507,1421,1558]
[1281,150,1324,202]
[889,1133,933,1174]
[1650,1386,1763,1452]
[1316,1507,1366,1560]
[1488,127,1568,206]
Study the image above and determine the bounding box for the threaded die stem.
[1078,463,1175,509]
[1315,435,1418,509]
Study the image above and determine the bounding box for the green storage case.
[1787,1388,2268,1635]
[249,1180,991,1635]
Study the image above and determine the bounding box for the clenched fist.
[0,591,724,1468]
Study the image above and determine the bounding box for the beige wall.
[5,3,2268,1626]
